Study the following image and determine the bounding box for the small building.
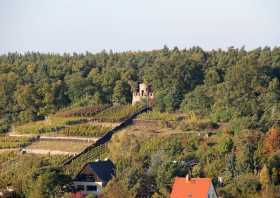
[72,159,115,198]
[170,175,218,198]
[132,83,154,105]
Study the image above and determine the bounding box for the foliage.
[180,86,212,115]
[259,164,270,190]
[112,80,132,105]
[108,132,141,162]
[0,119,10,133]
[28,168,72,198]
[263,127,280,154]
[1,47,280,197]
[102,177,136,198]
[0,153,66,195]
[0,47,280,130]
[222,174,261,198]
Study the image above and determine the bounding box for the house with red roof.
[170,175,218,198]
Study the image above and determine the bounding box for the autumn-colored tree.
[108,132,141,162]
[259,164,270,191]
[263,127,280,154]
[102,177,135,198]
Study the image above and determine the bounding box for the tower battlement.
[132,83,154,105]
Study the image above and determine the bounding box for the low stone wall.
[24,148,77,155]
[39,136,98,142]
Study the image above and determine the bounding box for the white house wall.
[208,183,218,198]
[73,181,103,196]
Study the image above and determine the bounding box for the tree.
[263,127,280,154]
[108,132,141,162]
[28,168,71,198]
[259,165,270,191]
[102,177,135,198]
[112,80,131,105]
[65,73,95,103]
[192,164,202,177]
[226,151,237,178]
[180,86,212,115]
[218,137,234,154]
[204,69,221,86]
[239,142,256,173]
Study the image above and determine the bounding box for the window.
[76,185,84,191]
[141,90,144,96]
[86,185,97,191]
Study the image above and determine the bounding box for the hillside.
[0,104,279,197]
[0,47,280,197]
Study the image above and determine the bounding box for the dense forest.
[1,46,280,131]
[1,47,280,197]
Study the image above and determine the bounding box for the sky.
[0,0,279,54]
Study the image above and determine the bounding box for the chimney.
[186,174,191,182]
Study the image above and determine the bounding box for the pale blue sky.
[0,0,279,54]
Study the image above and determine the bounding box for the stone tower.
[132,83,154,105]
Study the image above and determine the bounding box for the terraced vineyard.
[59,124,110,137]
[0,151,17,164]
[63,144,109,176]
[13,104,145,136]
[0,136,33,149]
[14,117,88,134]
[54,104,110,117]
[92,104,145,122]
[137,111,181,121]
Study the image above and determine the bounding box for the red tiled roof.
[170,177,212,198]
